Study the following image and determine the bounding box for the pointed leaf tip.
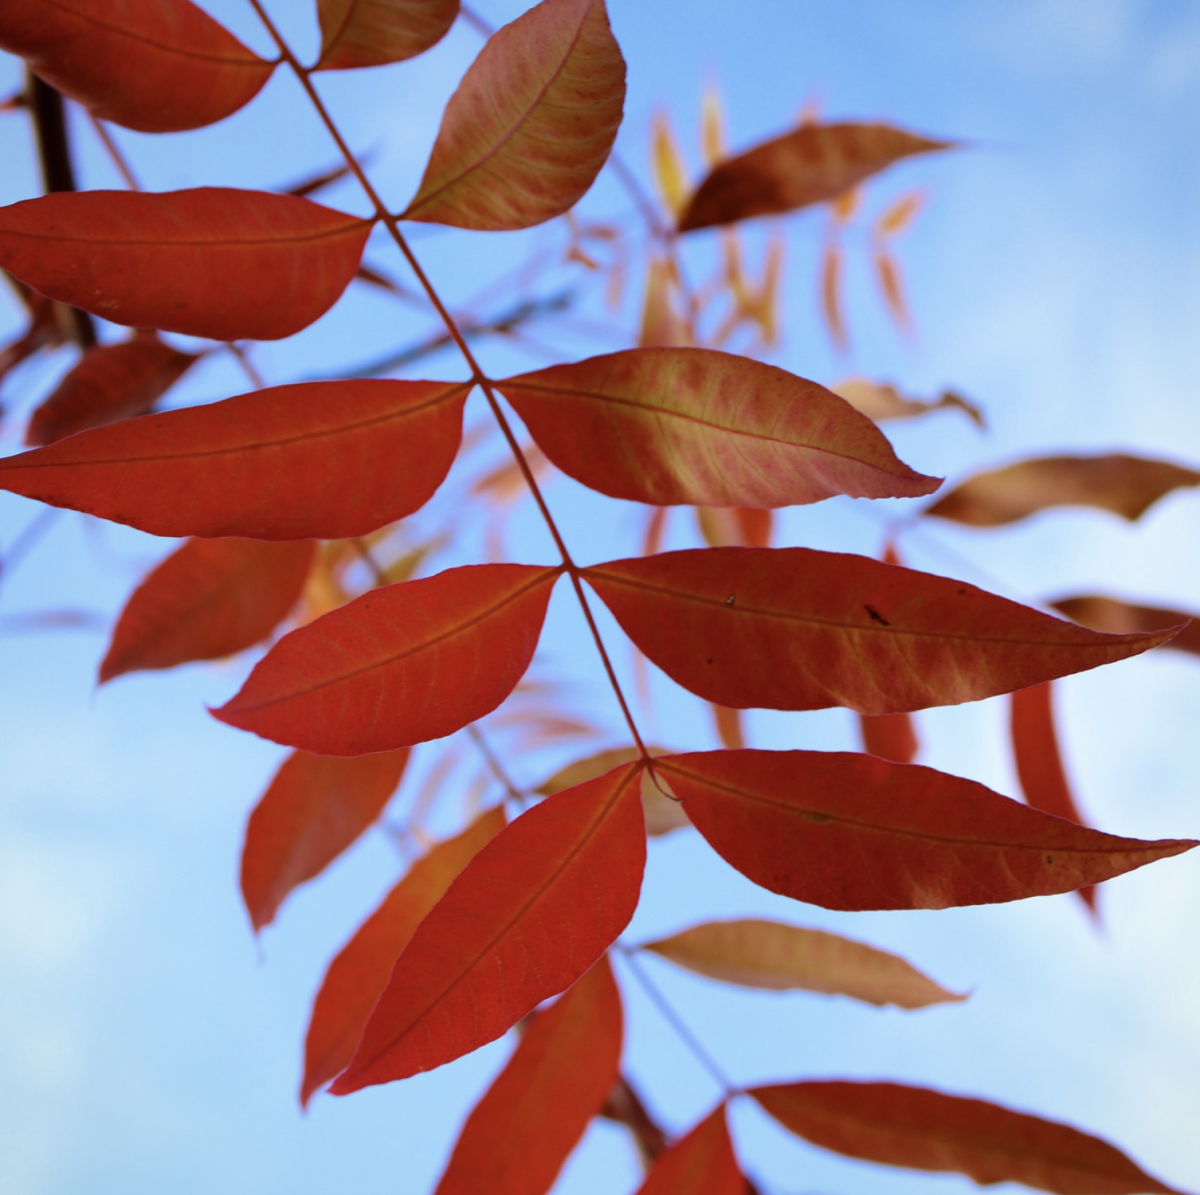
[498,348,938,508]
[332,763,645,1090]
[213,564,560,755]
[659,749,1195,911]
[0,189,370,341]
[403,0,625,230]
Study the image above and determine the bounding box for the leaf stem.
[248,0,651,761]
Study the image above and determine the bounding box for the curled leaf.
[926,454,1200,527]
[0,380,469,540]
[241,748,410,932]
[100,538,314,683]
[26,332,198,447]
[213,564,560,755]
[498,348,939,508]
[657,749,1195,910]
[583,548,1178,714]
[0,0,273,132]
[679,122,951,233]
[302,806,506,1106]
[834,378,985,429]
[0,189,371,341]
[403,0,625,230]
[331,763,645,1090]
[752,1080,1189,1195]
[315,0,459,70]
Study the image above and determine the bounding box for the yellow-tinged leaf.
[876,190,924,236]
[642,919,964,1008]
[652,111,688,218]
[701,84,726,166]
[403,0,625,230]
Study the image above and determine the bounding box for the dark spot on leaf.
[1045,854,1054,865]
[864,604,890,626]
[706,657,714,665]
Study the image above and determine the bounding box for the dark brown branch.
[25,70,96,348]
[599,1074,669,1167]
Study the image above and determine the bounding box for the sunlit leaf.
[498,349,938,508]
[403,0,625,230]
[925,454,1200,527]
[0,189,371,341]
[752,1081,1189,1195]
[657,749,1194,910]
[875,190,924,236]
[679,122,950,232]
[0,380,469,540]
[331,763,645,1089]
[642,918,963,1008]
[241,748,410,932]
[0,0,273,132]
[652,111,689,218]
[695,507,773,549]
[536,745,687,835]
[316,0,459,70]
[26,332,198,447]
[213,564,559,755]
[1011,682,1096,913]
[1051,595,1200,658]
[834,378,985,429]
[638,258,691,348]
[100,538,314,683]
[634,1105,745,1195]
[583,548,1178,714]
[302,806,506,1105]
[434,956,621,1194]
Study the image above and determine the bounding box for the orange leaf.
[820,242,847,352]
[240,748,410,933]
[926,454,1200,527]
[638,257,691,349]
[0,380,469,540]
[213,564,560,755]
[536,745,687,835]
[656,749,1194,910]
[695,507,773,549]
[315,0,459,70]
[679,122,950,232]
[709,703,745,750]
[1051,595,1200,657]
[583,548,1178,714]
[25,332,198,447]
[100,538,314,683]
[874,247,911,331]
[834,377,985,429]
[498,349,938,508]
[403,0,625,230]
[302,805,506,1106]
[1011,682,1096,913]
[875,190,924,236]
[331,763,645,1090]
[858,711,919,764]
[752,1081,1188,1195]
[0,189,371,341]
[434,956,622,1194]
[634,1105,745,1195]
[651,111,689,219]
[642,918,962,1008]
[0,0,273,133]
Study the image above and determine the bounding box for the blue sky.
[2,2,1200,1193]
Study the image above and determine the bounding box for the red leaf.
[497,349,938,507]
[634,1105,746,1195]
[1011,682,1096,913]
[583,548,1179,714]
[0,380,469,540]
[0,189,371,341]
[679,122,950,233]
[25,332,198,447]
[433,956,622,1195]
[925,454,1200,527]
[302,806,506,1107]
[240,748,410,933]
[331,763,645,1090]
[656,749,1195,910]
[213,564,560,755]
[1051,595,1200,657]
[403,0,625,230]
[315,0,459,70]
[0,0,273,133]
[858,712,918,764]
[100,538,314,683]
[752,1081,1188,1195]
